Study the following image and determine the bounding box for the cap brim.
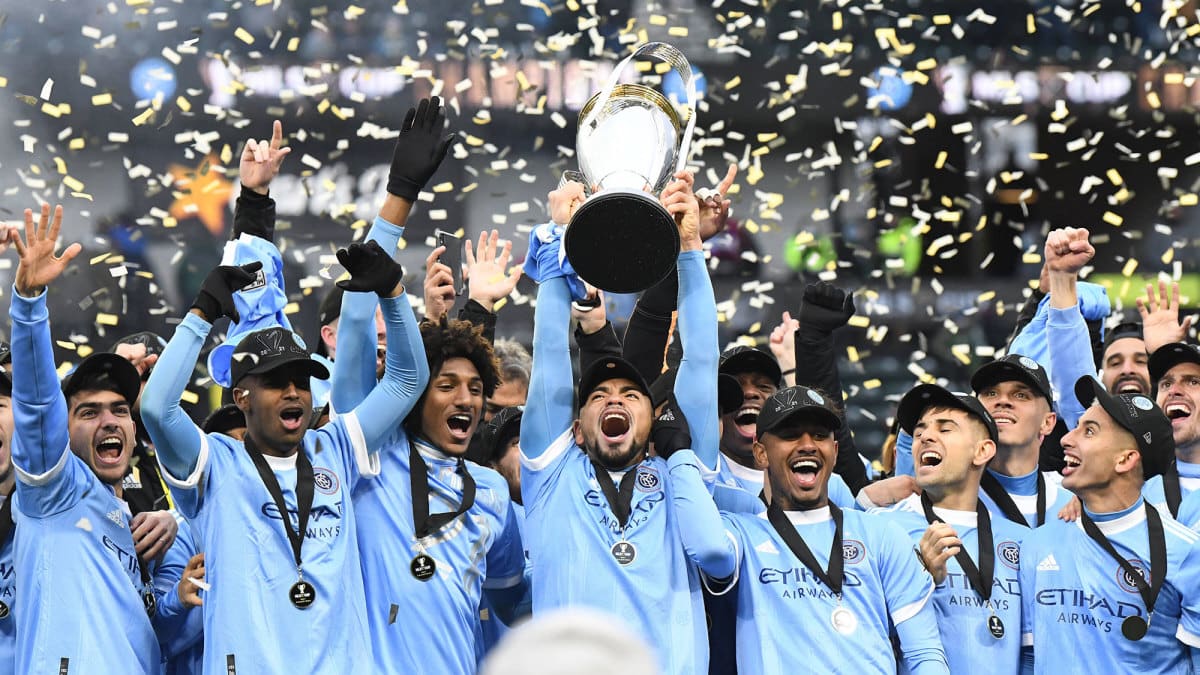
[896,384,963,435]
[63,353,142,407]
[578,357,651,407]
[758,405,843,438]
[1074,376,1132,436]
[1149,343,1200,389]
[971,361,1050,402]
[719,350,782,384]
[238,355,331,386]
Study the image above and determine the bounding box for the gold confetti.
[1102,211,1123,226]
[1122,259,1138,277]
[96,313,119,326]
[234,27,255,44]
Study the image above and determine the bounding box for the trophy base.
[565,190,680,294]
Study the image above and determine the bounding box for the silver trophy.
[562,42,698,294]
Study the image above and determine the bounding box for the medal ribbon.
[409,444,476,539]
[766,502,844,596]
[980,470,1045,527]
[0,485,13,548]
[1163,460,1182,519]
[590,459,640,528]
[244,433,314,576]
[920,493,995,604]
[1079,503,1167,619]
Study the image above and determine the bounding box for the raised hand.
[768,311,799,387]
[660,170,700,252]
[190,262,263,323]
[917,521,961,584]
[571,287,607,335]
[549,180,587,226]
[651,395,692,460]
[799,281,856,335]
[336,240,405,297]
[1044,227,1094,276]
[1138,280,1194,354]
[114,342,159,379]
[466,229,522,312]
[239,120,291,195]
[12,203,82,298]
[697,163,736,240]
[387,97,454,201]
[423,245,456,323]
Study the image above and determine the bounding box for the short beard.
[585,438,647,471]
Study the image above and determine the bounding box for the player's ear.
[1115,447,1141,476]
[572,418,584,447]
[974,439,996,468]
[232,387,251,413]
[1039,409,1058,439]
[752,439,768,470]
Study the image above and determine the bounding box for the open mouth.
[1165,401,1192,424]
[446,412,473,441]
[600,409,631,443]
[733,407,759,439]
[919,451,944,468]
[280,407,305,432]
[1115,378,1145,394]
[95,436,124,464]
[790,456,821,488]
[1062,453,1081,476]
[991,414,1015,427]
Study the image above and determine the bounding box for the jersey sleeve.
[141,312,213,487]
[330,214,406,415]
[669,450,738,580]
[894,430,915,478]
[1045,305,1095,428]
[519,428,574,511]
[7,288,80,511]
[673,250,720,470]
[1174,538,1200,648]
[520,276,576,462]
[482,496,526,591]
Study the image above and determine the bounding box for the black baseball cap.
[1075,376,1173,479]
[649,369,744,416]
[719,346,782,386]
[62,353,142,407]
[230,327,330,387]
[1148,342,1200,388]
[971,353,1053,404]
[577,356,652,407]
[756,385,842,438]
[0,342,11,396]
[1103,321,1144,355]
[896,384,999,442]
[318,286,345,326]
[202,404,247,435]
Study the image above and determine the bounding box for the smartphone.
[434,230,465,296]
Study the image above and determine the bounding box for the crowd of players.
[2,95,1200,674]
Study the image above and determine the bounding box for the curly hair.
[404,317,501,432]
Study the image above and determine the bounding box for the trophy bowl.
[563,43,697,294]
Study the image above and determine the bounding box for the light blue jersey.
[1176,489,1200,531]
[353,438,525,674]
[152,515,203,675]
[979,468,1074,528]
[9,289,159,674]
[0,494,13,675]
[1144,460,1200,515]
[1020,499,1200,673]
[713,453,857,513]
[477,503,531,658]
[331,215,526,673]
[713,506,945,674]
[878,494,1026,674]
[142,291,424,675]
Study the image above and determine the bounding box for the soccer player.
[331,97,527,674]
[0,345,15,673]
[669,385,948,674]
[1144,342,1200,516]
[151,517,204,675]
[141,237,425,674]
[882,384,1027,673]
[7,204,160,672]
[1020,376,1200,672]
[970,355,1075,527]
[519,170,720,674]
[1102,323,1150,395]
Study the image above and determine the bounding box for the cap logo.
[807,390,825,405]
[1144,432,1153,444]
[257,331,285,355]
[774,387,799,412]
[1132,396,1154,411]
[1019,356,1039,371]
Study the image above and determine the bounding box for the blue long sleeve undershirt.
[672,250,720,470]
[521,276,575,459]
[9,289,71,478]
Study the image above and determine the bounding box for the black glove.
[651,396,692,460]
[336,240,405,296]
[386,97,454,201]
[191,262,263,323]
[799,281,855,334]
[232,187,275,242]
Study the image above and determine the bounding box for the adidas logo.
[755,540,780,555]
[106,510,125,528]
[1037,554,1060,571]
[659,410,675,422]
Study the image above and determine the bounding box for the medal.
[830,606,857,636]
[289,580,316,609]
[611,540,637,566]
[411,553,437,581]
[0,600,9,620]
[988,614,1005,639]
[1121,615,1148,641]
[142,588,157,618]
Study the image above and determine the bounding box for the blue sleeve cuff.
[667,449,702,471]
[372,215,406,239]
[179,311,213,335]
[9,286,48,322]
[1045,304,1084,327]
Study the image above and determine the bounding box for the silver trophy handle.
[582,42,698,174]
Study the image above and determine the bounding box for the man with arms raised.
[1020,377,1200,672]
[883,384,1027,673]
[7,205,161,672]
[669,385,948,674]
[142,237,425,673]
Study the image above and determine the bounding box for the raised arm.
[1044,227,1099,429]
[233,119,290,242]
[9,204,82,479]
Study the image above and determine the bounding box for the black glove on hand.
[191,262,263,323]
[386,97,454,201]
[336,240,405,296]
[799,281,856,334]
[651,396,692,460]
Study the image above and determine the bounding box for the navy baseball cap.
[971,354,1053,404]
[230,327,330,387]
[577,356,652,408]
[719,346,782,386]
[897,384,998,442]
[1075,376,1173,479]
[1148,342,1200,388]
[62,353,142,407]
[756,385,842,438]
